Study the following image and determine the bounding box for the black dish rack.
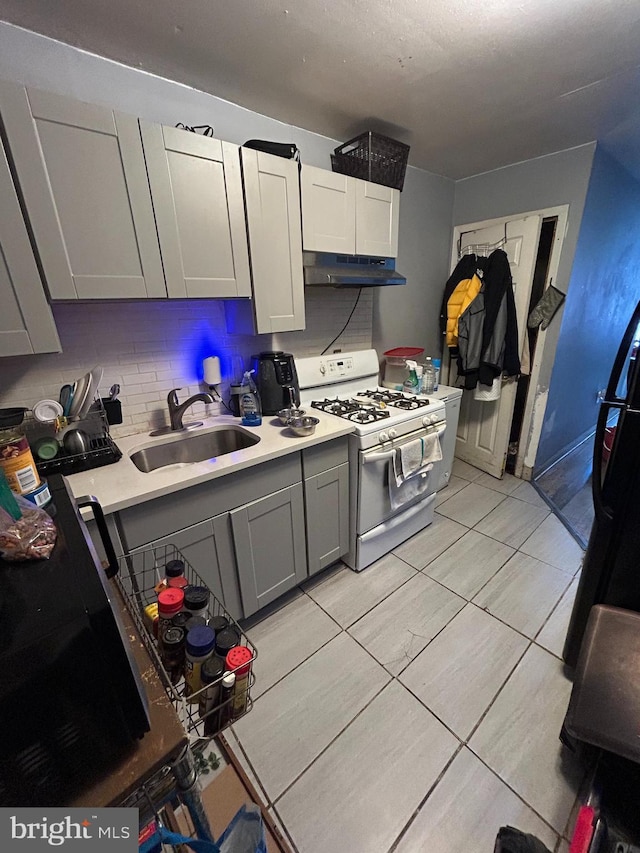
[24,401,122,477]
[331,131,410,191]
[115,543,257,742]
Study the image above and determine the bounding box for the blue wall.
[536,146,640,471]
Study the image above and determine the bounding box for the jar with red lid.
[157,588,185,651]
[168,576,189,591]
[226,645,253,719]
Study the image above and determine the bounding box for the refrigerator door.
[563,299,640,666]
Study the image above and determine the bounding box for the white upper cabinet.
[240,148,305,333]
[0,138,60,356]
[0,82,166,300]
[300,164,400,257]
[354,178,400,257]
[300,166,356,254]
[141,123,251,298]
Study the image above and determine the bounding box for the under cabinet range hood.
[303,252,406,287]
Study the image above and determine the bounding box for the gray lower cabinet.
[231,484,307,616]
[304,462,349,575]
[131,517,244,622]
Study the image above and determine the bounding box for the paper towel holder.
[203,355,222,387]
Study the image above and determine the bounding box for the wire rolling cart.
[115,543,257,742]
[114,544,258,848]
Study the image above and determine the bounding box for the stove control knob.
[388,428,398,439]
[319,364,326,375]
[430,414,441,424]
[422,416,431,427]
[379,431,389,443]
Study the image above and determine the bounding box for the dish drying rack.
[115,543,257,745]
[23,399,122,477]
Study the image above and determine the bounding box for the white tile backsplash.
[0,289,373,438]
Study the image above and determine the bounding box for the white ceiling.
[2,0,640,180]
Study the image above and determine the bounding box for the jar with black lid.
[185,615,207,633]
[184,585,210,623]
[165,559,185,578]
[171,611,192,632]
[215,626,240,660]
[210,615,230,634]
[161,626,185,684]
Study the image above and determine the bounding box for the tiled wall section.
[1,289,373,438]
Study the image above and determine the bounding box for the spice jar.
[184,585,210,623]
[154,558,186,594]
[218,671,236,729]
[226,645,253,719]
[157,588,185,651]
[0,426,40,495]
[199,655,225,735]
[171,611,192,632]
[210,615,230,634]
[184,625,215,703]
[161,626,185,684]
[215,627,240,661]
[168,576,189,591]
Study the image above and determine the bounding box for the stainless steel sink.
[130,426,260,473]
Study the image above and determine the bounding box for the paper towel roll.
[203,356,222,385]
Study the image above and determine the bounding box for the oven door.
[356,422,445,534]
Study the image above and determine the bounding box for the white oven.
[296,350,447,572]
[357,422,446,534]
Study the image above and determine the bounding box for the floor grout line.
[233,465,587,851]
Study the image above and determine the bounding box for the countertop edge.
[67,414,355,515]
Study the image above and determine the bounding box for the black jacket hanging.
[478,249,520,386]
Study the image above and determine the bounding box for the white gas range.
[296,350,446,572]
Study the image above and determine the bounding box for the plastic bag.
[0,491,57,561]
[159,804,267,853]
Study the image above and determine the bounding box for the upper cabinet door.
[300,165,356,253]
[354,178,400,257]
[0,82,166,300]
[241,148,305,333]
[0,139,60,356]
[141,124,251,298]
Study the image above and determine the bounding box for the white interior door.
[447,215,542,478]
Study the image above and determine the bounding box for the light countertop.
[67,412,354,515]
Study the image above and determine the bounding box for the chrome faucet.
[167,388,214,431]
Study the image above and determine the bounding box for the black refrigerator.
[563,298,640,667]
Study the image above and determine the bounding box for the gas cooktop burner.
[348,408,389,423]
[357,390,431,410]
[311,398,390,421]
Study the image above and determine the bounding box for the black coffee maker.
[251,351,300,415]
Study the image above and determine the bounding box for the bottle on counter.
[239,370,262,426]
[402,360,420,395]
[199,655,226,736]
[421,357,436,395]
[184,625,216,703]
[432,358,441,390]
[226,645,253,719]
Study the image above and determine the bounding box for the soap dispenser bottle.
[239,370,262,426]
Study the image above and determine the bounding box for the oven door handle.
[362,425,445,464]
[363,449,397,464]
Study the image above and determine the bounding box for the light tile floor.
[230,462,587,853]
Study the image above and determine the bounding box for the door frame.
[449,204,569,479]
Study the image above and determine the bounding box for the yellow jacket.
[446,273,482,346]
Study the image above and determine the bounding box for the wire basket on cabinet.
[115,544,257,743]
[331,131,410,191]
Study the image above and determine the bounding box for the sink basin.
[130,426,260,473]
